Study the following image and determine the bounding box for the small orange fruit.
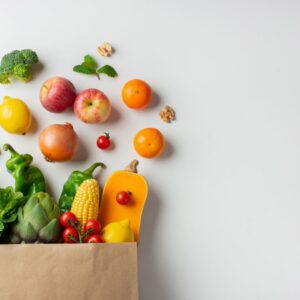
[122,79,152,109]
[134,128,165,158]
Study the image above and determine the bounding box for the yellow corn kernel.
[71,179,100,232]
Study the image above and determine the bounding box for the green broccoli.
[13,64,32,82]
[0,49,39,84]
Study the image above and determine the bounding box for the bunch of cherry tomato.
[60,191,132,244]
[60,212,103,243]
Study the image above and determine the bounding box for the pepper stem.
[124,160,139,174]
[2,144,18,156]
[83,162,106,175]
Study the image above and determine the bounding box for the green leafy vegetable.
[73,54,117,80]
[97,65,118,77]
[0,187,25,240]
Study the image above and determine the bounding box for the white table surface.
[1,1,300,299]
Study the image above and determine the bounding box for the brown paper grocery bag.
[0,243,138,300]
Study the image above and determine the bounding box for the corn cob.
[71,179,100,232]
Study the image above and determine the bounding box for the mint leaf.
[97,65,118,77]
[82,55,97,69]
[73,55,116,80]
[73,65,97,75]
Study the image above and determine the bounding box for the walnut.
[97,42,113,57]
[159,106,176,123]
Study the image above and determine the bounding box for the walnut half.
[97,42,113,57]
[159,106,176,123]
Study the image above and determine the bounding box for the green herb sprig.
[73,54,117,80]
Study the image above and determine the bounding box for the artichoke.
[10,192,61,243]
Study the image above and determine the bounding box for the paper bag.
[0,243,138,300]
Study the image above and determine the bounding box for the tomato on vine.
[62,227,79,243]
[85,234,103,243]
[83,219,101,235]
[60,212,78,228]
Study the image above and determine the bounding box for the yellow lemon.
[0,96,32,134]
[102,219,134,243]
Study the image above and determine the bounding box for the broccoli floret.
[21,49,38,65]
[1,50,24,73]
[1,52,17,73]
[13,64,31,82]
[0,49,38,84]
[0,67,10,84]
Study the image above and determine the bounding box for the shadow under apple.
[105,105,122,125]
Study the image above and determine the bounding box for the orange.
[134,128,165,158]
[122,79,152,109]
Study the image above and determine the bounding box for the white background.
[1,0,300,299]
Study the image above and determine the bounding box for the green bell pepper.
[2,144,46,198]
[58,162,105,213]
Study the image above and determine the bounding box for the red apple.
[74,88,111,124]
[40,77,76,113]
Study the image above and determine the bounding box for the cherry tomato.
[62,227,79,243]
[116,191,131,205]
[83,219,101,236]
[96,133,111,150]
[85,234,103,243]
[60,212,78,228]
